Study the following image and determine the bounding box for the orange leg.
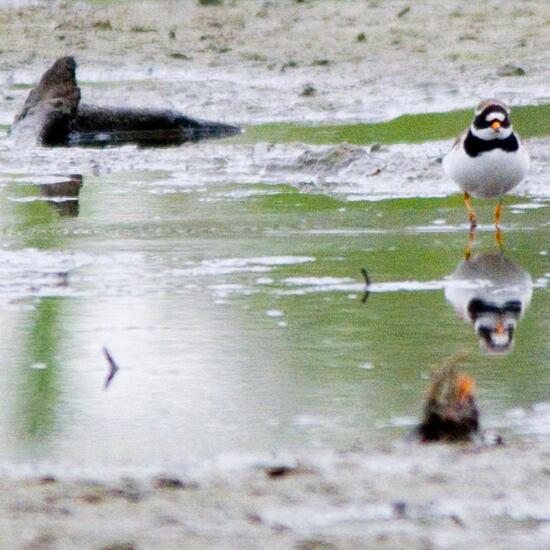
[495,226,504,248]
[464,225,477,260]
[464,192,477,229]
[494,200,503,228]
[494,198,504,247]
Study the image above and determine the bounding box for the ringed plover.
[443,99,529,230]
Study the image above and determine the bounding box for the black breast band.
[463,130,519,157]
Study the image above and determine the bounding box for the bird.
[442,99,530,233]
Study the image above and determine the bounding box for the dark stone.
[416,365,479,443]
[10,57,242,147]
[152,476,198,490]
[266,465,297,478]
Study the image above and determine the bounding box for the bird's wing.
[450,129,467,150]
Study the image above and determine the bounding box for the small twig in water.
[361,268,371,304]
[103,346,120,390]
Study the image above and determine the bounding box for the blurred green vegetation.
[239,103,550,145]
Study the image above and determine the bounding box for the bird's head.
[468,297,522,355]
[471,98,513,141]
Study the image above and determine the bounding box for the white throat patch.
[471,124,513,141]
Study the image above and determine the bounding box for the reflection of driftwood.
[10,57,241,147]
[103,347,120,390]
[416,354,479,443]
[37,174,82,217]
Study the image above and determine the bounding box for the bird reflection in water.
[37,174,82,217]
[445,247,533,355]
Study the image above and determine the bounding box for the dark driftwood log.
[10,57,242,147]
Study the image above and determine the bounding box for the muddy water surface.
[0,117,549,473]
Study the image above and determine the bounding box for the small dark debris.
[198,0,223,5]
[169,52,190,60]
[153,476,198,490]
[246,512,263,524]
[266,465,295,478]
[208,45,230,53]
[80,493,104,504]
[458,33,476,41]
[397,6,411,17]
[393,500,407,518]
[356,32,367,42]
[370,143,382,153]
[169,29,176,39]
[103,347,120,390]
[281,60,299,72]
[109,488,143,503]
[496,64,526,77]
[92,20,112,31]
[300,84,316,97]
[361,268,371,304]
[450,514,465,527]
[130,26,155,33]
[312,58,330,67]
[39,476,57,485]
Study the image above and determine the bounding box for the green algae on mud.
[239,103,550,145]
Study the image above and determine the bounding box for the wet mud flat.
[0,0,549,126]
[3,442,550,549]
[0,1,549,549]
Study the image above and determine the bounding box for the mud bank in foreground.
[3,441,550,549]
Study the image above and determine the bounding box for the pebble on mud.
[417,358,479,443]
[266,465,296,478]
[92,20,113,31]
[300,83,317,97]
[496,64,526,77]
[153,476,199,490]
[169,52,191,60]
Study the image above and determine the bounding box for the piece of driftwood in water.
[70,104,240,147]
[416,359,479,443]
[10,56,242,147]
[11,57,81,146]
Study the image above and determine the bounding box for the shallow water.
[0,75,550,471]
[0,139,549,473]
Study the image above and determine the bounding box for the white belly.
[443,145,529,198]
